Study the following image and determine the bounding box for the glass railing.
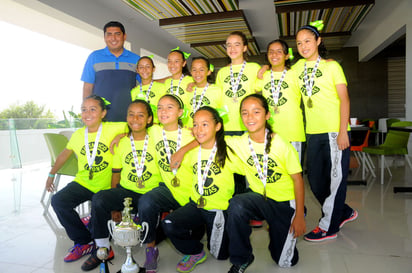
[0,118,83,130]
[0,118,83,170]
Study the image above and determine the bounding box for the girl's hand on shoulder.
[110,133,126,154]
[186,82,195,92]
[290,215,306,238]
[170,149,185,169]
[257,65,269,79]
[337,131,350,150]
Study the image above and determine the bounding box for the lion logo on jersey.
[124,151,154,182]
[81,142,109,174]
[246,155,282,183]
[298,68,322,97]
[155,139,178,172]
[193,160,221,196]
[223,73,248,99]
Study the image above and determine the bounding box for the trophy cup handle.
[140,221,149,246]
[107,219,116,238]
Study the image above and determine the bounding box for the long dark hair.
[159,94,184,127]
[169,49,190,75]
[240,94,273,153]
[297,25,327,58]
[127,99,153,136]
[266,39,291,69]
[195,106,231,168]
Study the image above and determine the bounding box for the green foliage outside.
[0,101,82,130]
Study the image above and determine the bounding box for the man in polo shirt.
[81,21,140,121]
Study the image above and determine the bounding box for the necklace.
[303,56,321,108]
[129,133,149,188]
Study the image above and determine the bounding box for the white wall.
[18,0,197,58]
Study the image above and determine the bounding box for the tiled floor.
[1,158,412,273]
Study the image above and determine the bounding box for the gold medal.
[263,188,267,201]
[197,196,206,208]
[307,97,313,108]
[171,176,180,187]
[137,178,145,188]
[89,169,93,180]
[232,95,238,103]
[273,106,279,114]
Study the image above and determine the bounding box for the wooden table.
[388,126,412,193]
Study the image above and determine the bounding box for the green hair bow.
[171,46,191,60]
[288,48,294,61]
[209,64,214,72]
[180,106,191,125]
[309,20,324,31]
[216,105,229,124]
[101,97,111,106]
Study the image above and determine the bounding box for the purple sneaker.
[144,247,159,273]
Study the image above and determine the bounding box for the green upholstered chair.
[40,133,78,215]
[362,121,412,184]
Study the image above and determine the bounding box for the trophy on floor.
[108,197,149,273]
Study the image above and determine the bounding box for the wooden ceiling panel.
[275,0,374,50]
[122,0,239,20]
[121,0,374,58]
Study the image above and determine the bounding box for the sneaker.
[81,247,114,271]
[228,254,255,273]
[144,247,159,273]
[176,250,207,273]
[249,220,263,228]
[64,242,95,262]
[81,215,91,227]
[304,226,337,242]
[339,209,358,229]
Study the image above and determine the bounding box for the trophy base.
[116,266,144,273]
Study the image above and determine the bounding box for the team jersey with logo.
[216,62,261,131]
[112,135,161,194]
[226,133,301,201]
[256,69,305,142]
[164,76,194,112]
[148,124,194,206]
[66,122,127,193]
[187,84,223,128]
[292,59,348,134]
[183,146,243,210]
[130,81,166,124]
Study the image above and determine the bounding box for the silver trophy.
[108,197,149,273]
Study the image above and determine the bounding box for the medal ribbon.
[192,83,209,113]
[303,56,321,98]
[197,143,217,196]
[229,61,246,99]
[270,69,287,106]
[85,123,103,173]
[130,133,149,180]
[162,126,182,176]
[170,74,184,95]
[140,80,154,102]
[248,129,269,191]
